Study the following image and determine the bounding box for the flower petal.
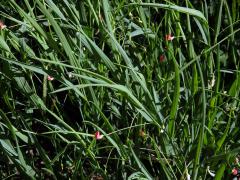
[47,75,54,81]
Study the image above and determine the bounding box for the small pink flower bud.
[139,129,146,138]
[47,75,54,81]
[159,55,165,62]
[165,34,174,41]
[94,131,103,140]
[0,21,6,30]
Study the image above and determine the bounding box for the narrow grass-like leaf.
[0,36,10,52]
[80,30,116,71]
[35,0,78,67]
[45,0,66,20]
[128,3,207,23]
[168,54,180,137]
[129,145,153,179]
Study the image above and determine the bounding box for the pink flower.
[94,131,103,140]
[47,75,54,81]
[165,34,174,41]
[0,21,6,30]
[232,168,238,176]
[159,55,165,62]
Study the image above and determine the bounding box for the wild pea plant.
[0,0,239,179]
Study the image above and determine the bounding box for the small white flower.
[160,125,165,133]
[138,18,143,23]
[129,12,133,17]
[68,72,73,78]
[208,74,215,89]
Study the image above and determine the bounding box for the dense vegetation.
[0,0,240,179]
